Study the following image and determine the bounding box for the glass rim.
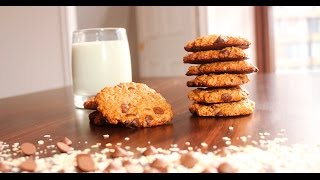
[73,27,126,34]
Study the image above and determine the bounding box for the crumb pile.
[183,35,258,117]
[1,131,320,173]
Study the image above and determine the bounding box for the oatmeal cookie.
[184,34,251,52]
[186,61,258,76]
[187,74,249,87]
[183,47,248,64]
[189,99,255,117]
[83,97,97,110]
[94,82,173,128]
[188,86,249,103]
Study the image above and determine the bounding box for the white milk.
[72,40,132,96]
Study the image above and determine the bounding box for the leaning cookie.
[188,86,249,103]
[184,34,251,52]
[187,74,249,88]
[183,47,248,64]
[189,99,255,117]
[94,82,173,128]
[186,61,259,76]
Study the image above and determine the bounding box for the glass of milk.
[71,28,132,108]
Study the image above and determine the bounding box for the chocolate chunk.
[153,107,164,114]
[214,36,226,43]
[77,154,95,172]
[180,152,198,168]
[56,142,71,153]
[221,93,232,102]
[145,115,153,126]
[62,137,72,146]
[20,142,36,155]
[219,49,230,56]
[121,103,130,113]
[217,162,237,173]
[20,159,36,172]
[150,158,168,172]
[0,163,10,172]
[142,145,158,156]
[111,147,127,158]
[130,118,139,127]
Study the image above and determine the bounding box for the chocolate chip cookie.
[186,61,259,76]
[188,86,249,103]
[187,74,249,87]
[189,99,255,117]
[94,82,173,128]
[183,47,248,64]
[184,34,251,52]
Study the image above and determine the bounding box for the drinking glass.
[72,28,132,108]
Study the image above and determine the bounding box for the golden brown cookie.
[188,86,249,103]
[184,34,251,52]
[189,99,255,117]
[83,97,97,110]
[89,111,106,126]
[187,74,249,87]
[183,47,248,64]
[95,82,173,128]
[186,61,259,76]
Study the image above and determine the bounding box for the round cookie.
[187,74,249,88]
[183,47,248,64]
[184,34,251,52]
[95,82,173,128]
[188,86,249,103]
[189,99,255,117]
[186,61,259,76]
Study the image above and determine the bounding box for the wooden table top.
[1,72,320,154]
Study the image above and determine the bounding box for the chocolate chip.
[130,118,139,128]
[0,163,10,172]
[128,87,135,90]
[104,161,122,172]
[217,162,237,173]
[145,115,153,126]
[121,103,130,113]
[20,159,36,172]
[219,49,230,56]
[214,36,226,43]
[77,154,95,172]
[62,137,72,146]
[122,159,134,166]
[142,145,158,156]
[221,93,232,102]
[20,142,36,155]
[153,107,164,114]
[180,152,198,168]
[111,147,127,158]
[56,142,71,153]
[150,158,168,172]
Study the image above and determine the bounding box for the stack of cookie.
[183,35,258,117]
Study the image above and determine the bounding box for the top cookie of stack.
[183,35,258,117]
